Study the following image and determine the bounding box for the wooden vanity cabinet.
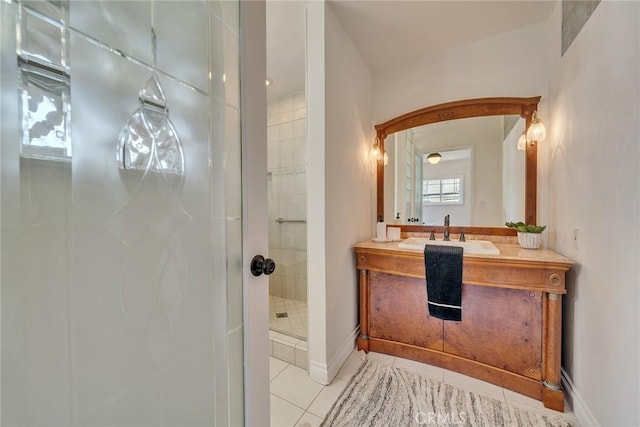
[369,272,444,351]
[354,242,572,412]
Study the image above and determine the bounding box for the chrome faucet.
[443,215,450,241]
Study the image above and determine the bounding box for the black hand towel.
[424,245,463,321]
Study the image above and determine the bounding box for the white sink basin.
[398,237,500,255]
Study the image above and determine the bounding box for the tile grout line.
[269,360,290,383]
[270,385,325,413]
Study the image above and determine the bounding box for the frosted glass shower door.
[0,1,259,425]
[68,32,220,426]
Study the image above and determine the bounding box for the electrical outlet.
[573,228,579,250]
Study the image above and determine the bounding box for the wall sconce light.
[517,131,527,151]
[370,137,382,161]
[426,152,442,164]
[371,137,389,164]
[526,111,546,142]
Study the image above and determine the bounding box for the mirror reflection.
[383,115,525,227]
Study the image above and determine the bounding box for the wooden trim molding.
[397,224,517,237]
[375,96,542,231]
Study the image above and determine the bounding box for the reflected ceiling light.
[266,78,273,86]
[517,131,527,151]
[526,111,546,142]
[427,152,442,164]
[383,151,389,166]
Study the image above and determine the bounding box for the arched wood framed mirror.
[375,96,541,236]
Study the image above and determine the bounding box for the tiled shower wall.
[267,92,307,303]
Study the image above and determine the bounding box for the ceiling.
[266,1,555,101]
[409,115,506,153]
[266,1,308,101]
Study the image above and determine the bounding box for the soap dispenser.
[394,212,401,224]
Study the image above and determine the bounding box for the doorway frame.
[240,1,270,425]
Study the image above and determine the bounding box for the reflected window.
[423,176,463,205]
[17,1,71,161]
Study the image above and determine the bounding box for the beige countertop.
[354,239,573,266]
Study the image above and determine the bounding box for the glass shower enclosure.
[1,1,244,425]
[267,92,308,341]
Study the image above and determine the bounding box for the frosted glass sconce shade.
[526,111,546,142]
[117,72,184,174]
[517,132,527,151]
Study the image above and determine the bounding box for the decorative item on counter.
[505,221,546,249]
[394,213,401,224]
[372,221,389,242]
[387,227,401,241]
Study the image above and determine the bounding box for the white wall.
[546,2,639,425]
[307,2,374,384]
[306,0,328,383]
[324,2,374,379]
[372,21,550,124]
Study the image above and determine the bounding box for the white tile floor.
[270,295,308,340]
[270,349,580,427]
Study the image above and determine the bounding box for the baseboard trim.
[309,327,359,385]
[309,359,329,385]
[326,327,359,382]
[561,368,599,426]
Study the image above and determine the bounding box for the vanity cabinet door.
[443,284,542,380]
[369,272,443,351]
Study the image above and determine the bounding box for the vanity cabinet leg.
[357,269,370,352]
[542,292,564,411]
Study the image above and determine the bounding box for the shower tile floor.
[270,295,307,340]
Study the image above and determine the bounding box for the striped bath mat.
[321,357,571,427]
